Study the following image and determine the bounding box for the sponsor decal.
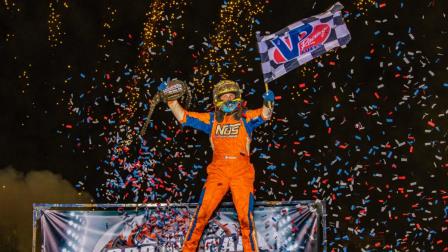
[272,23,331,64]
[215,123,241,137]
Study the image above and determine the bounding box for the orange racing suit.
[181,108,268,252]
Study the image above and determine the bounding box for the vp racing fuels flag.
[256,2,351,83]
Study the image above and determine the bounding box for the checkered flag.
[256,2,351,83]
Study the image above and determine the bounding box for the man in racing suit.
[160,80,274,252]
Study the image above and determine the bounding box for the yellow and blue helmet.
[212,80,242,109]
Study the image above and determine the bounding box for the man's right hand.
[158,82,168,91]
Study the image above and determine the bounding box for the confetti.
[4,0,446,251]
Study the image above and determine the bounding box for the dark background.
[1,0,447,250]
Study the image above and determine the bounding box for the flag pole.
[256,31,272,108]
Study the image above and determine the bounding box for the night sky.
[1,0,447,250]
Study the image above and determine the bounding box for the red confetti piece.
[339,144,348,149]
[374,92,380,99]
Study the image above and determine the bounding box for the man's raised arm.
[261,90,275,120]
[167,100,186,123]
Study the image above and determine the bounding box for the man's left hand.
[263,90,275,102]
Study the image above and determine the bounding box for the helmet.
[213,80,242,109]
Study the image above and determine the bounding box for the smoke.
[0,166,92,252]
